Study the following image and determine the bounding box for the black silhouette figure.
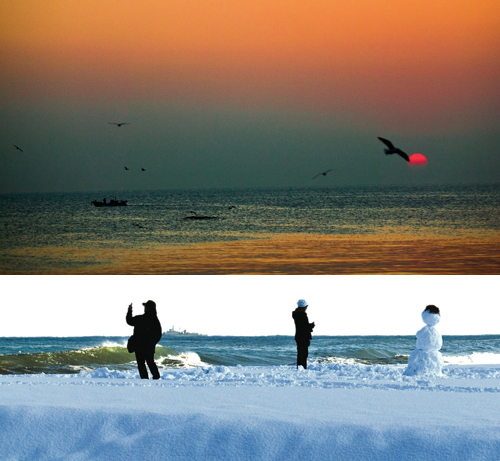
[378,137,410,162]
[228,206,237,210]
[312,169,334,179]
[109,122,130,127]
[13,145,23,152]
[141,168,146,171]
[124,167,129,170]
[126,301,162,380]
[292,299,315,369]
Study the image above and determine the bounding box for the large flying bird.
[13,144,23,152]
[378,137,410,162]
[312,169,334,179]
[108,122,130,127]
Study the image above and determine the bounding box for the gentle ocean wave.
[318,349,410,365]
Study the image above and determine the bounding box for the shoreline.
[2,233,500,274]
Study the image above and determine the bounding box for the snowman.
[404,305,444,377]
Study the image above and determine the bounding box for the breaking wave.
[0,344,205,375]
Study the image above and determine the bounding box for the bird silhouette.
[108,122,130,127]
[312,169,334,179]
[228,205,237,210]
[124,166,129,170]
[141,168,146,171]
[13,145,23,152]
[378,137,410,162]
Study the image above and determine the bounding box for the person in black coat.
[292,299,315,369]
[126,300,162,379]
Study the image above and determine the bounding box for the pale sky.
[2,275,498,337]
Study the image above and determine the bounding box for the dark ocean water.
[1,184,499,248]
[1,335,499,375]
[1,184,499,271]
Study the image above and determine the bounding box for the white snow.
[1,363,499,460]
[422,310,441,327]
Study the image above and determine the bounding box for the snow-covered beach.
[2,363,499,461]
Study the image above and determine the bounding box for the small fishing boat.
[92,198,128,207]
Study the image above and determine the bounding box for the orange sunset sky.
[1,0,499,192]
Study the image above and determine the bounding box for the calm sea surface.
[1,185,499,249]
[1,185,499,272]
[1,335,499,375]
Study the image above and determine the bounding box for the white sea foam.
[158,351,207,368]
[317,356,358,365]
[444,352,500,365]
[77,341,128,351]
[98,340,128,348]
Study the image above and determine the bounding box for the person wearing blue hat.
[292,299,315,369]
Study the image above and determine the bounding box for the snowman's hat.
[424,305,440,314]
[422,305,440,326]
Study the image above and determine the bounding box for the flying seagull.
[13,145,23,152]
[378,137,410,162]
[312,169,334,179]
[108,122,130,127]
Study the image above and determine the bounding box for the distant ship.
[92,198,128,207]
[163,326,206,337]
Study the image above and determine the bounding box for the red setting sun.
[409,153,428,166]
